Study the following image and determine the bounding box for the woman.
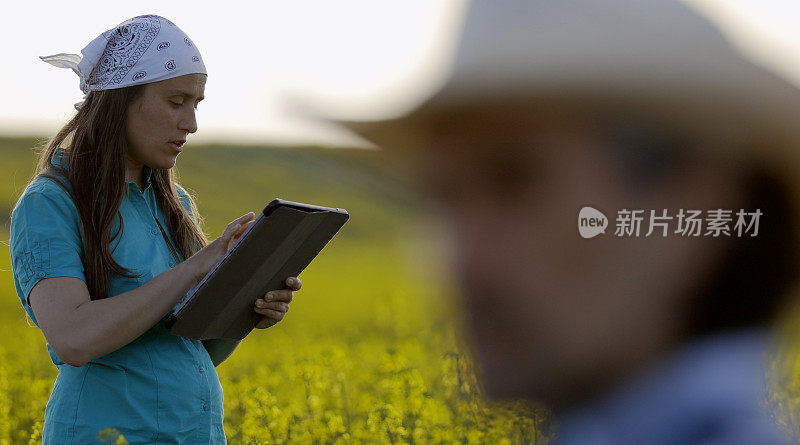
[9,15,299,443]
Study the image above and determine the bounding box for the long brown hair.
[27,85,208,300]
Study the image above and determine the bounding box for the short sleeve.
[9,181,86,326]
[175,183,195,223]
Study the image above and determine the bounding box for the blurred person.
[324,0,800,443]
[9,15,299,443]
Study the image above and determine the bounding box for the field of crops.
[0,137,550,444]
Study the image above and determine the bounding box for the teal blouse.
[9,148,226,444]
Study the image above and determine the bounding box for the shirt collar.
[52,147,154,186]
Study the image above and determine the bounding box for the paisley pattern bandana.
[40,14,207,110]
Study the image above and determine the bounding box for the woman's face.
[125,73,206,176]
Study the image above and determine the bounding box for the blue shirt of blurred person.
[553,329,791,445]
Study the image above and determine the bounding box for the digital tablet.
[164,198,349,340]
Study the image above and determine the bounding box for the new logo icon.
[578,207,608,239]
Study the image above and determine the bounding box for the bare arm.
[31,261,200,367]
[29,212,256,367]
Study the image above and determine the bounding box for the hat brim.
[330,53,800,153]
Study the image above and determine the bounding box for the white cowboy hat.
[316,0,800,155]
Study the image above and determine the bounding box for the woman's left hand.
[253,276,301,329]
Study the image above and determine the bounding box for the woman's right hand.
[185,212,255,286]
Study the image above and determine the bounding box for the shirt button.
[202,403,209,412]
[36,271,46,278]
[150,227,159,236]
[198,365,204,372]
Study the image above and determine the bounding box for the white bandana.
[40,14,207,110]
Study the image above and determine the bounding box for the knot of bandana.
[40,14,207,110]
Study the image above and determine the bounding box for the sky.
[2,0,800,148]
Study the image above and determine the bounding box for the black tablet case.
[164,199,349,340]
